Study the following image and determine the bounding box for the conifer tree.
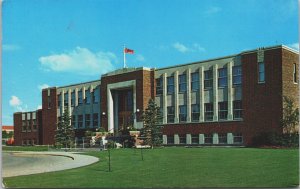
[141,99,163,148]
[54,107,75,148]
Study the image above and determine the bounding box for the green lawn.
[2,145,49,151]
[3,147,299,188]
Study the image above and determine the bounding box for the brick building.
[13,45,299,146]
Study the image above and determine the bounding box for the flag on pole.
[124,48,134,54]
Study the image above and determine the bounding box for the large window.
[179,74,187,92]
[204,70,213,89]
[167,76,174,94]
[78,90,83,105]
[64,92,68,106]
[218,102,228,120]
[167,135,174,144]
[233,133,243,143]
[258,62,265,83]
[78,115,83,128]
[233,100,243,119]
[22,121,26,131]
[57,94,61,107]
[167,106,175,123]
[218,68,227,87]
[205,103,213,121]
[191,72,199,91]
[294,63,297,83]
[85,89,91,104]
[191,134,199,144]
[48,96,51,108]
[233,66,242,85]
[218,133,227,144]
[204,134,213,144]
[93,113,98,127]
[85,114,90,127]
[33,119,37,130]
[71,91,75,106]
[179,135,186,144]
[191,104,200,122]
[156,77,163,95]
[93,87,99,104]
[179,105,187,122]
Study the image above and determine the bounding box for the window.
[58,94,61,107]
[48,96,51,108]
[85,114,90,127]
[218,133,227,144]
[78,115,83,128]
[179,105,187,122]
[32,139,36,145]
[33,119,37,130]
[218,68,227,87]
[85,89,91,104]
[191,134,199,144]
[179,135,186,144]
[205,103,213,121]
[64,92,68,106]
[204,134,213,144]
[167,135,174,144]
[156,77,163,95]
[167,106,175,123]
[71,115,76,128]
[218,102,228,120]
[191,104,200,122]
[167,76,174,94]
[258,62,265,82]
[179,74,187,92]
[233,100,243,119]
[93,87,99,104]
[71,91,75,106]
[204,70,213,89]
[22,121,26,131]
[78,90,83,105]
[233,66,242,85]
[93,113,98,127]
[191,72,199,91]
[233,133,243,143]
[294,63,297,83]
[27,120,31,131]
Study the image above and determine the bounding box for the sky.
[2,0,299,125]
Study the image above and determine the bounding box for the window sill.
[294,82,298,85]
[258,81,265,84]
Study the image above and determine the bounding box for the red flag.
[124,48,134,54]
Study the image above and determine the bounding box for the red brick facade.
[12,46,299,146]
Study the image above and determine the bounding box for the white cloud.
[136,54,145,62]
[203,6,222,15]
[288,43,299,51]
[39,47,117,76]
[38,84,50,91]
[9,96,21,106]
[3,44,21,51]
[173,42,189,53]
[37,105,42,109]
[173,42,206,53]
[9,96,28,112]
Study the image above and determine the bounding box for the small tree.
[281,96,299,135]
[54,107,75,148]
[141,99,163,148]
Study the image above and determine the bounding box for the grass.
[3,147,299,188]
[2,145,49,151]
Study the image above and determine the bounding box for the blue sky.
[2,0,299,125]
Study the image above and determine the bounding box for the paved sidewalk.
[2,151,99,177]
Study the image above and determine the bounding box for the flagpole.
[123,44,126,68]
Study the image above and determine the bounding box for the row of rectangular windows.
[22,139,37,145]
[156,66,242,95]
[65,113,99,128]
[21,120,37,131]
[57,88,100,107]
[166,100,242,123]
[166,133,243,144]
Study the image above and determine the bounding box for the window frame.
[167,106,175,123]
[204,70,213,89]
[218,67,228,88]
[178,74,187,93]
[218,101,228,120]
[179,105,187,122]
[293,63,297,83]
[85,114,91,127]
[232,66,242,85]
[78,90,83,105]
[156,77,163,95]
[204,103,213,121]
[191,72,199,91]
[167,76,174,94]
[78,115,83,128]
[233,100,243,120]
[258,62,265,83]
[191,104,200,122]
